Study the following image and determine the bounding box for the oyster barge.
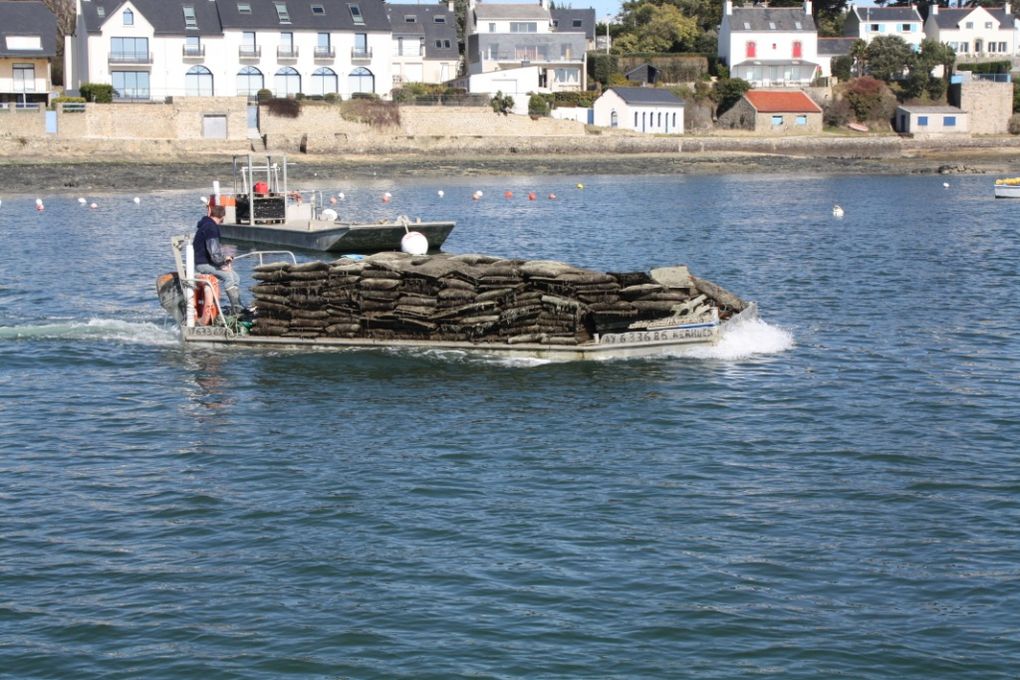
[159,236,756,361]
[214,155,455,253]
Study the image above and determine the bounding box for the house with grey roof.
[551,8,596,51]
[464,0,587,102]
[592,86,684,134]
[924,3,1019,58]
[843,4,924,50]
[65,0,395,101]
[718,0,820,87]
[817,36,856,80]
[0,0,59,107]
[895,104,969,136]
[387,3,460,86]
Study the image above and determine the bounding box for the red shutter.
[793,41,802,58]
[746,41,756,58]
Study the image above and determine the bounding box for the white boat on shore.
[213,154,455,252]
[994,178,1020,199]
[157,237,757,361]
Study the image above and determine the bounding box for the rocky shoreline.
[1,145,1018,195]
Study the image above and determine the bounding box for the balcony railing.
[277,46,299,60]
[313,46,336,59]
[108,52,153,64]
[182,44,205,58]
[351,47,373,60]
[239,45,261,59]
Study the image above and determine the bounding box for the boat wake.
[0,318,179,346]
[683,315,794,360]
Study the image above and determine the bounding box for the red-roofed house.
[718,89,823,133]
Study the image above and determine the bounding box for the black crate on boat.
[235,195,287,224]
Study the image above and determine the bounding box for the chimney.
[724,0,733,15]
[931,3,938,15]
[804,0,812,15]
[539,0,547,8]
[448,0,454,11]
[1006,3,1012,14]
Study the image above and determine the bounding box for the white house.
[386,3,460,86]
[718,0,821,87]
[592,87,683,134]
[895,104,969,136]
[924,4,1020,58]
[0,0,58,107]
[843,4,924,50]
[65,0,396,100]
[464,0,587,94]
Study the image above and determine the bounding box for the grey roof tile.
[388,3,459,58]
[729,7,816,32]
[608,86,683,106]
[0,0,58,56]
[551,8,595,40]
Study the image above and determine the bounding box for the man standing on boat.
[193,205,245,314]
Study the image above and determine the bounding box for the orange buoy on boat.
[193,274,220,326]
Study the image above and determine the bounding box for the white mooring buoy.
[400,231,429,256]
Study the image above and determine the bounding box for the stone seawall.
[2,97,1019,162]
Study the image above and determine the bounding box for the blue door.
[247,105,259,136]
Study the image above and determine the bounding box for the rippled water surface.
[1,173,1019,679]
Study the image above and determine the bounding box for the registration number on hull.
[598,324,716,345]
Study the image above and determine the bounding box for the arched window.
[185,65,214,96]
[610,110,618,128]
[311,67,338,96]
[348,67,374,94]
[275,67,301,97]
[236,66,264,96]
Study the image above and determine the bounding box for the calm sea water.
[1,172,1018,679]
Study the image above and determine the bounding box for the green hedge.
[957,61,1012,73]
[79,83,115,103]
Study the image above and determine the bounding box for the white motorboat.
[213,154,455,252]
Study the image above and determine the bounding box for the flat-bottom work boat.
[157,236,757,361]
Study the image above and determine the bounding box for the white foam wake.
[0,318,180,346]
[683,315,795,360]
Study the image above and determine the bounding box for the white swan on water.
[832,204,845,218]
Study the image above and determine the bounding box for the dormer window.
[274,2,291,23]
[743,22,750,29]
[123,9,134,26]
[434,16,446,23]
[97,6,106,17]
[794,21,802,29]
[405,14,416,23]
[311,4,325,14]
[238,2,251,13]
[349,4,364,25]
[768,21,776,29]
[183,6,197,30]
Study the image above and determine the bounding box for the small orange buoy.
[528,192,537,201]
[504,191,513,199]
